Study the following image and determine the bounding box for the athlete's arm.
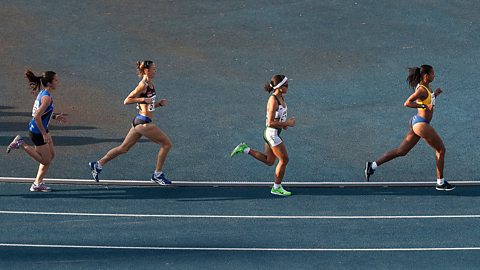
[155,99,168,107]
[123,81,151,105]
[52,113,67,123]
[403,87,432,110]
[266,96,295,128]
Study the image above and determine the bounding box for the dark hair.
[25,69,56,95]
[406,65,433,89]
[264,74,287,93]
[136,60,154,77]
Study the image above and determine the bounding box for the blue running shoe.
[89,161,102,182]
[151,172,172,185]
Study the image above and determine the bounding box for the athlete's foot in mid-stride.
[436,180,455,191]
[88,161,102,182]
[271,185,292,196]
[151,172,172,185]
[30,182,51,192]
[364,161,375,181]
[230,142,249,157]
[6,135,24,153]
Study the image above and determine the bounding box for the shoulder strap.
[416,84,432,94]
[141,79,149,87]
[271,94,281,106]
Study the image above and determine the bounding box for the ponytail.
[25,69,43,95]
[25,69,56,95]
[136,60,153,78]
[264,82,274,93]
[406,65,433,90]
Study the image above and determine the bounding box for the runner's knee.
[279,156,289,165]
[40,157,51,166]
[266,158,275,166]
[162,139,172,150]
[438,145,446,155]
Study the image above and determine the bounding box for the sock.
[437,178,444,185]
[154,171,163,176]
[96,161,103,169]
[273,183,281,189]
[371,162,378,170]
[244,147,250,154]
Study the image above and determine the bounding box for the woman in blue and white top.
[231,75,296,196]
[7,69,67,192]
[89,60,172,185]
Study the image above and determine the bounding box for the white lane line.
[1,243,480,251]
[1,210,480,219]
[2,176,480,187]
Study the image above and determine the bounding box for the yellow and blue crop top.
[415,84,435,110]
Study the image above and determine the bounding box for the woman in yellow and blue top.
[365,65,454,191]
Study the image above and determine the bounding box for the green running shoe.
[270,186,292,196]
[230,142,248,157]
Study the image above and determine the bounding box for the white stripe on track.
[1,210,480,219]
[1,243,480,251]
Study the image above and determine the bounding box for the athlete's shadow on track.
[10,186,274,201]
[7,186,480,200]
[0,122,97,132]
[0,135,146,146]
[296,186,480,197]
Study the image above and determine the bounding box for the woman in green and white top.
[231,75,295,196]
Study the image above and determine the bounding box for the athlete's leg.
[33,143,53,185]
[271,143,289,185]
[248,143,276,166]
[98,127,142,166]
[20,142,48,164]
[134,124,172,172]
[375,129,421,166]
[412,123,445,179]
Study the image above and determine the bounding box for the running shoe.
[230,142,248,157]
[88,161,102,182]
[436,181,456,191]
[270,185,292,196]
[364,161,375,182]
[30,182,51,192]
[6,135,23,153]
[151,172,172,185]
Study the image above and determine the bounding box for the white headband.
[273,76,288,89]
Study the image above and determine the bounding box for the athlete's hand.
[43,133,52,144]
[54,113,68,123]
[158,99,168,107]
[434,88,442,97]
[426,104,434,110]
[287,117,295,127]
[144,97,154,104]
